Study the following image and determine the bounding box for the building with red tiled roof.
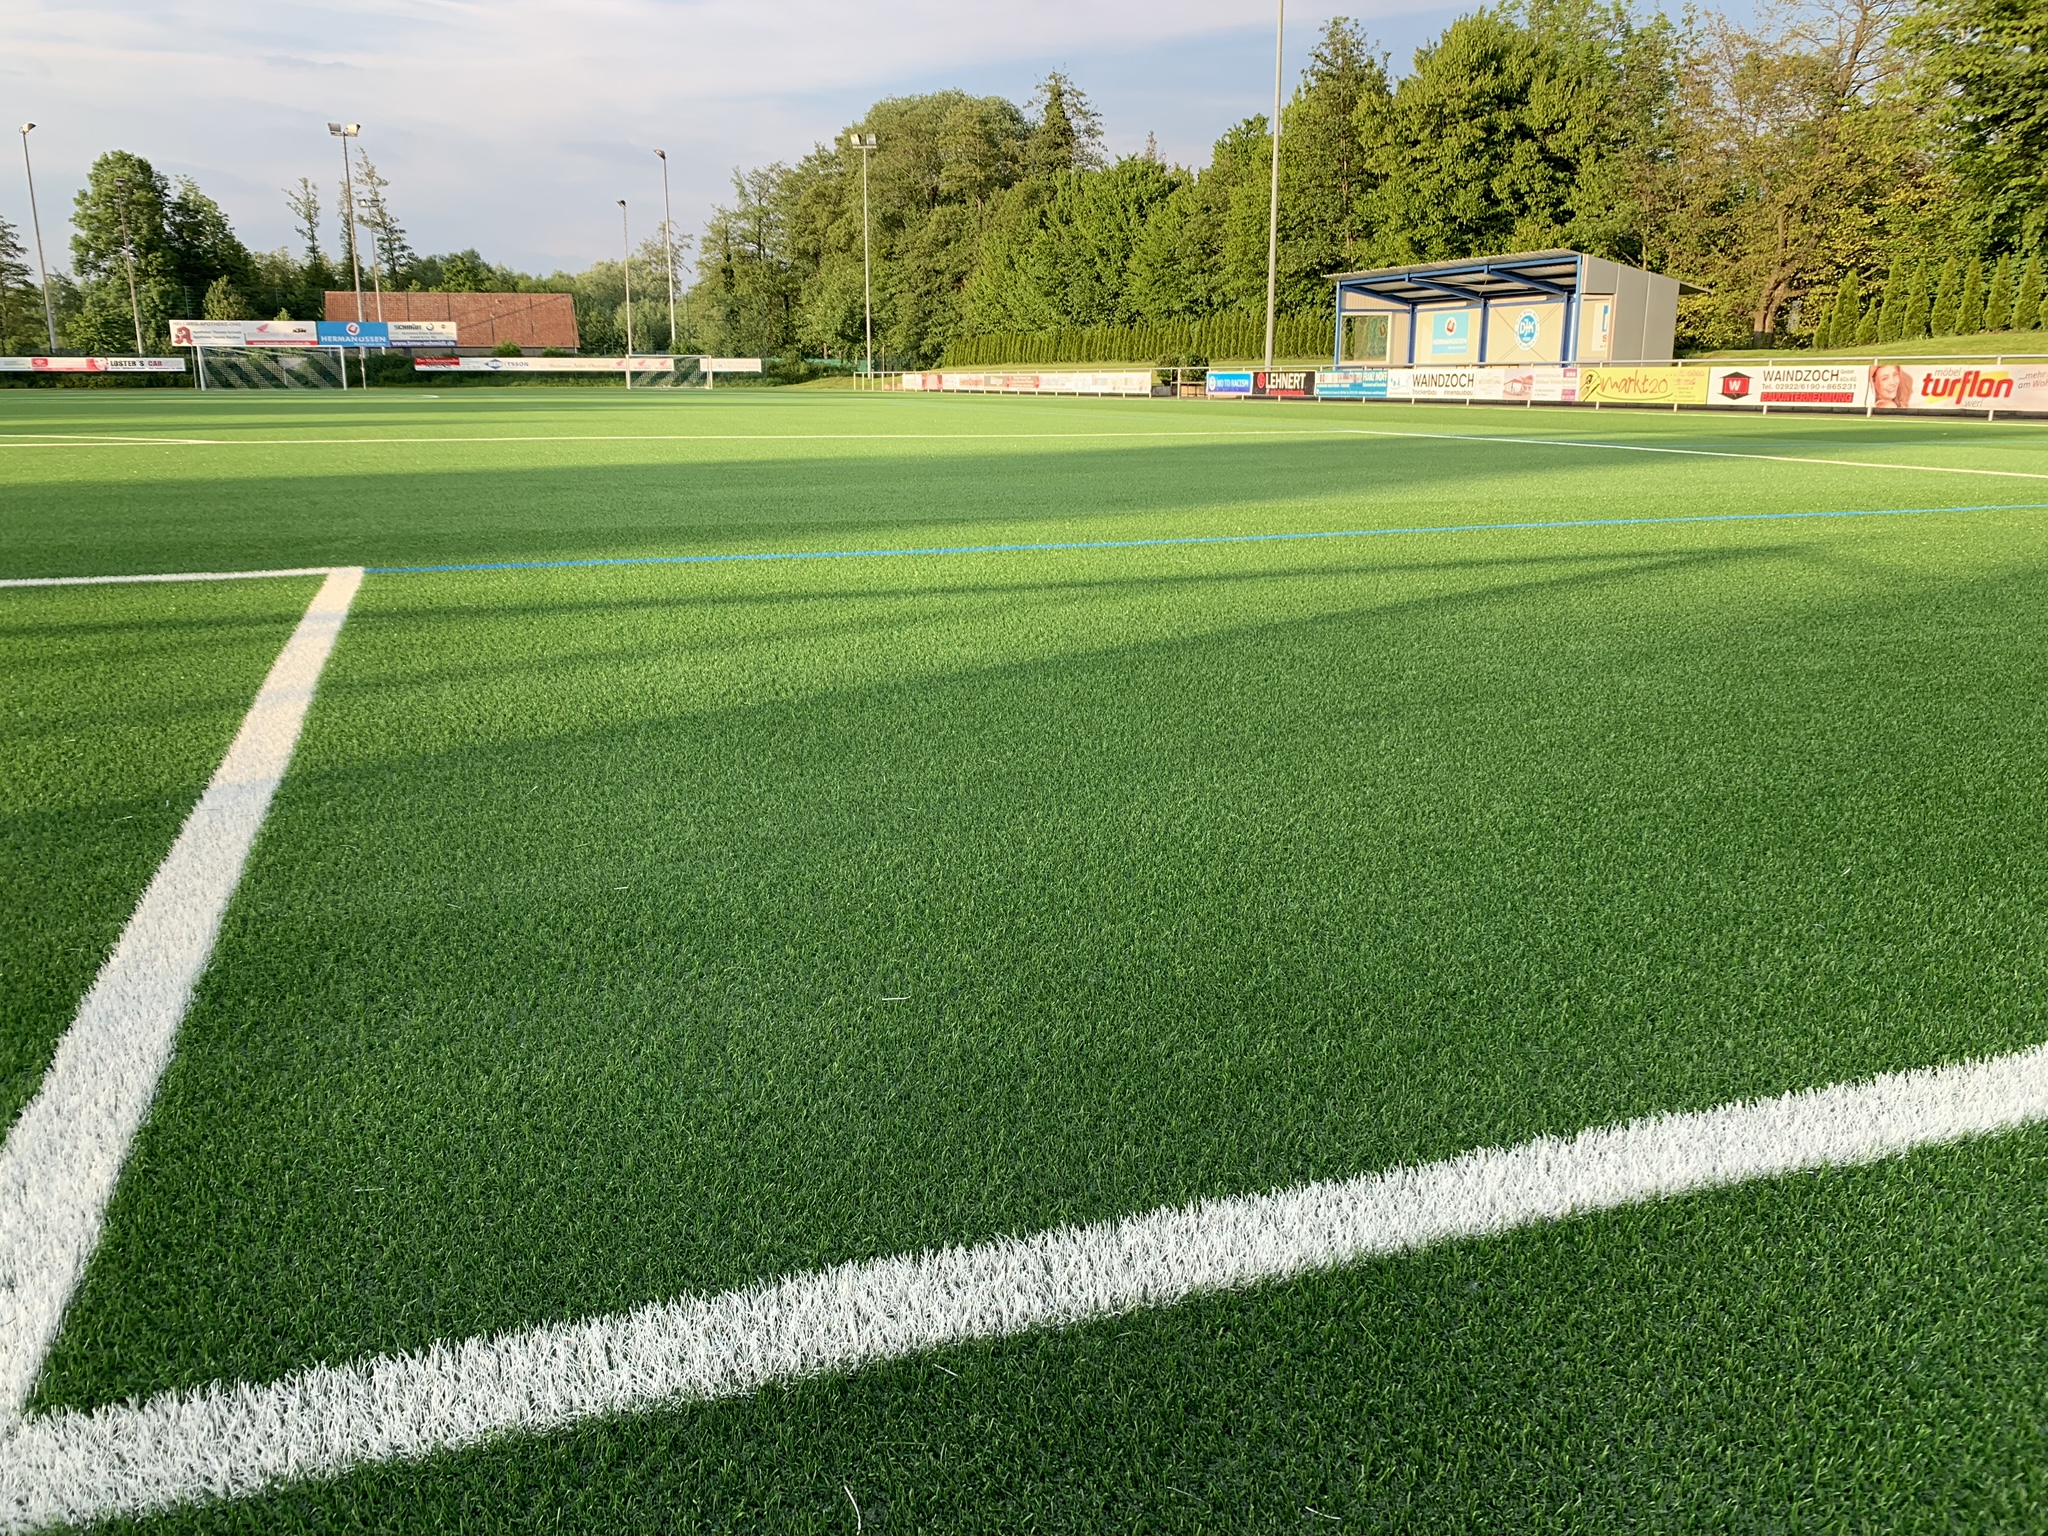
[323,291,580,352]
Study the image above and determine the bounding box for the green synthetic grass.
[96,1128,2048,1533]
[1,389,2044,579]
[4,391,2048,1530]
[0,579,320,1132]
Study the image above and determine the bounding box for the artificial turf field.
[4,387,2048,1531]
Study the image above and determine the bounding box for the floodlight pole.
[1263,0,1285,374]
[618,199,633,390]
[18,125,57,352]
[329,123,367,387]
[114,176,145,356]
[850,133,877,387]
[654,149,677,353]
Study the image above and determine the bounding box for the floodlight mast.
[618,199,633,390]
[1263,0,1285,374]
[654,150,677,354]
[329,123,368,386]
[849,133,877,386]
[18,125,57,352]
[328,124,364,323]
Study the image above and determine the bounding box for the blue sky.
[6,0,1493,277]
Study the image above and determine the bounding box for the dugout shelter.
[1329,250,1693,367]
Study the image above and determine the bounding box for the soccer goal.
[197,348,348,390]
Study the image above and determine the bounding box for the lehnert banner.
[414,356,676,372]
[908,370,1151,395]
[0,355,187,372]
[168,320,319,348]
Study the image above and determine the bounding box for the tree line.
[2,0,2041,362]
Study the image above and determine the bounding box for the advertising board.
[1427,310,1475,359]
[386,321,458,347]
[1206,371,1254,397]
[0,356,186,372]
[318,321,389,349]
[246,320,319,347]
[1708,363,1865,408]
[1485,302,1566,364]
[1869,361,2048,414]
[931,370,1149,395]
[1408,367,1475,400]
[702,357,766,374]
[413,356,675,372]
[1315,369,1389,399]
[1578,366,1708,406]
[168,320,321,348]
[1254,370,1315,399]
[168,321,250,348]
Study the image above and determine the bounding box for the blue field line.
[366,500,2048,577]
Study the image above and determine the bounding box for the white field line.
[4,1038,2046,1530]
[0,568,361,1429]
[1338,427,2048,480]
[0,568,337,590]
[2,425,2042,480]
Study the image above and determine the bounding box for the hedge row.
[1812,252,2045,349]
[940,312,1334,368]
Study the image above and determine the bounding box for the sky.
[1,0,1479,278]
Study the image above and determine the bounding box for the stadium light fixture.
[618,199,633,390]
[17,124,58,352]
[847,133,878,384]
[654,150,677,355]
[1263,0,1285,373]
[113,175,145,356]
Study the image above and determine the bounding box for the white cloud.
[3,0,1461,272]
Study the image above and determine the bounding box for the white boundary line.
[1,1039,2044,1529]
[0,567,360,1426]
[3,424,2042,479]
[0,568,336,590]
[1337,427,2048,480]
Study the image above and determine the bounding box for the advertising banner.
[413,356,675,372]
[1485,301,1566,365]
[246,319,319,347]
[1427,310,1475,359]
[1316,369,1389,399]
[318,321,389,349]
[167,320,319,348]
[1253,369,1315,399]
[0,355,186,372]
[386,321,458,347]
[702,357,766,373]
[930,370,1150,395]
[168,321,248,348]
[1408,367,1475,400]
[1869,361,2048,414]
[1708,363,1866,408]
[1206,371,1254,397]
[1578,366,1708,406]
[1531,365,1579,404]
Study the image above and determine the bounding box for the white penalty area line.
[4,1039,2047,1531]
[0,568,361,1436]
